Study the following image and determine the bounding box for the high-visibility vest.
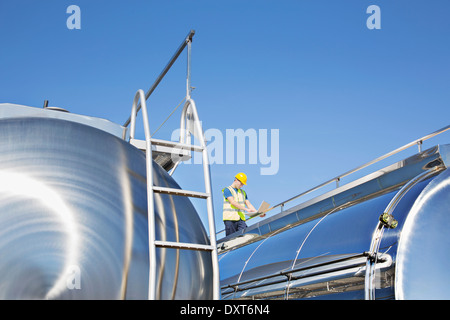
[222,186,247,221]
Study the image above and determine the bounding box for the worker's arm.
[245,200,257,213]
[227,197,255,213]
[246,199,266,217]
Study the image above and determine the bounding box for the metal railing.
[270,124,450,213]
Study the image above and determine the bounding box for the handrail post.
[131,89,157,300]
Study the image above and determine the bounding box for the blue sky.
[1,1,449,236]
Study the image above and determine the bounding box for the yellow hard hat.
[235,172,247,185]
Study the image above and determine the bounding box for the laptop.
[247,201,271,218]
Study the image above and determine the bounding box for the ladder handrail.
[181,99,221,299]
[129,91,220,300]
[130,89,157,300]
[126,30,220,300]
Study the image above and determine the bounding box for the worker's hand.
[246,208,257,213]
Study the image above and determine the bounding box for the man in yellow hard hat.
[222,172,257,236]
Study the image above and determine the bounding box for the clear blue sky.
[1,1,449,236]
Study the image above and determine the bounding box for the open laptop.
[247,201,271,218]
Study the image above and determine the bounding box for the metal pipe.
[124,30,195,128]
[222,253,368,293]
[186,39,192,100]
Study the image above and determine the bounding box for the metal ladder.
[125,31,220,300]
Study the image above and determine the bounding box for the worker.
[222,172,259,236]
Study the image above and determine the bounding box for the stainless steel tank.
[0,104,213,299]
[218,144,450,300]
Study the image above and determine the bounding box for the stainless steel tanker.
[1,101,449,300]
[0,103,214,299]
[0,31,223,300]
[218,134,450,300]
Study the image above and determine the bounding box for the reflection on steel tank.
[0,103,213,299]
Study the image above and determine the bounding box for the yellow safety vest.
[222,186,247,221]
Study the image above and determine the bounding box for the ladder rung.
[151,138,204,152]
[154,240,214,251]
[129,138,146,150]
[153,186,210,199]
[130,138,204,152]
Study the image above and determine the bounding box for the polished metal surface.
[0,115,213,299]
[0,103,126,139]
[220,191,397,299]
[218,144,449,252]
[364,167,442,300]
[396,168,450,299]
[219,144,450,300]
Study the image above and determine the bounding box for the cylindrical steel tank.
[219,146,450,300]
[0,112,213,299]
[395,167,450,299]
